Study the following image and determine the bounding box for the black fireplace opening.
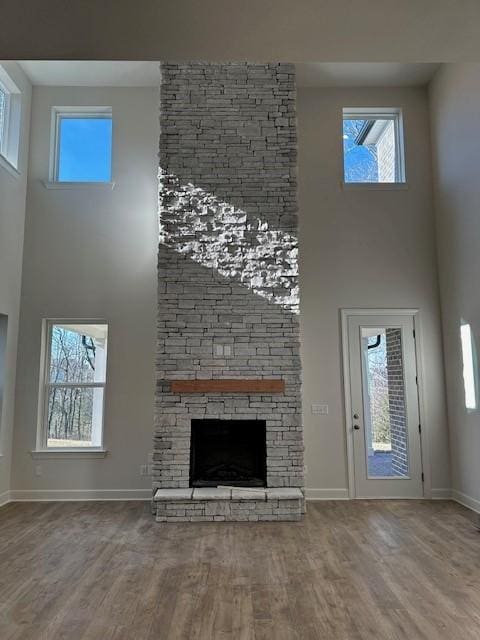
[190,419,267,487]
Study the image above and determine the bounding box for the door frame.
[340,308,431,499]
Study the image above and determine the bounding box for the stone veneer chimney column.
[153,63,304,521]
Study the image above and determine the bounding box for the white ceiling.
[18,61,161,87]
[17,61,439,88]
[295,63,439,87]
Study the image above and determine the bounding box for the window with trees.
[343,108,405,184]
[40,322,108,449]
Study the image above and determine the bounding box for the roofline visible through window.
[342,107,406,184]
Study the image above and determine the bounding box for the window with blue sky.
[343,109,405,184]
[343,118,378,182]
[56,112,112,182]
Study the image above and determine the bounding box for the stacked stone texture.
[154,63,303,521]
[155,498,301,523]
[386,328,409,475]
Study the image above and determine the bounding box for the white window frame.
[0,64,22,174]
[48,106,113,184]
[35,319,108,454]
[342,107,406,187]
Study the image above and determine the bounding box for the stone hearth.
[153,62,303,522]
[154,487,303,522]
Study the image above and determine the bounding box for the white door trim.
[340,308,431,499]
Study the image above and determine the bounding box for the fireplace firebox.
[190,419,267,487]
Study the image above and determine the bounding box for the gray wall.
[11,80,451,499]
[0,62,31,505]
[11,86,159,498]
[298,86,451,497]
[429,64,480,511]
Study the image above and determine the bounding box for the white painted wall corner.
[451,489,480,514]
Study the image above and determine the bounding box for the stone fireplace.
[152,62,304,522]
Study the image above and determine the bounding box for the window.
[50,107,112,182]
[0,65,22,171]
[40,322,108,449]
[343,108,405,184]
[460,323,477,411]
[0,83,8,150]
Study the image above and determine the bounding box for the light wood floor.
[0,500,479,639]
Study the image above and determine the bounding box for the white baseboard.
[431,488,452,500]
[0,490,11,508]
[452,489,480,514]
[4,487,469,509]
[305,488,455,501]
[9,489,151,502]
[305,488,350,501]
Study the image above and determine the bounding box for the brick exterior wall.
[376,120,396,182]
[386,328,408,475]
[153,63,303,519]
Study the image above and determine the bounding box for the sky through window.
[57,116,112,182]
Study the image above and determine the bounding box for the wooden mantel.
[170,379,285,394]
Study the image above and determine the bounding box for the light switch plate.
[214,344,233,357]
[311,403,329,415]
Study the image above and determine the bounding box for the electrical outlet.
[35,464,42,477]
[140,464,147,476]
[311,403,329,415]
[147,452,154,464]
[147,464,154,476]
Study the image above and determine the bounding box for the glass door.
[347,314,423,498]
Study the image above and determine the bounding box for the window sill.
[342,181,409,191]
[42,181,115,190]
[0,153,20,179]
[29,449,108,460]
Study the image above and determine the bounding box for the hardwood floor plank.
[0,500,479,639]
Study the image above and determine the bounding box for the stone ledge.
[266,487,303,500]
[193,488,231,500]
[154,488,193,501]
[154,487,303,503]
[231,488,267,501]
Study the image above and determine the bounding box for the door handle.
[353,425,360,430]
